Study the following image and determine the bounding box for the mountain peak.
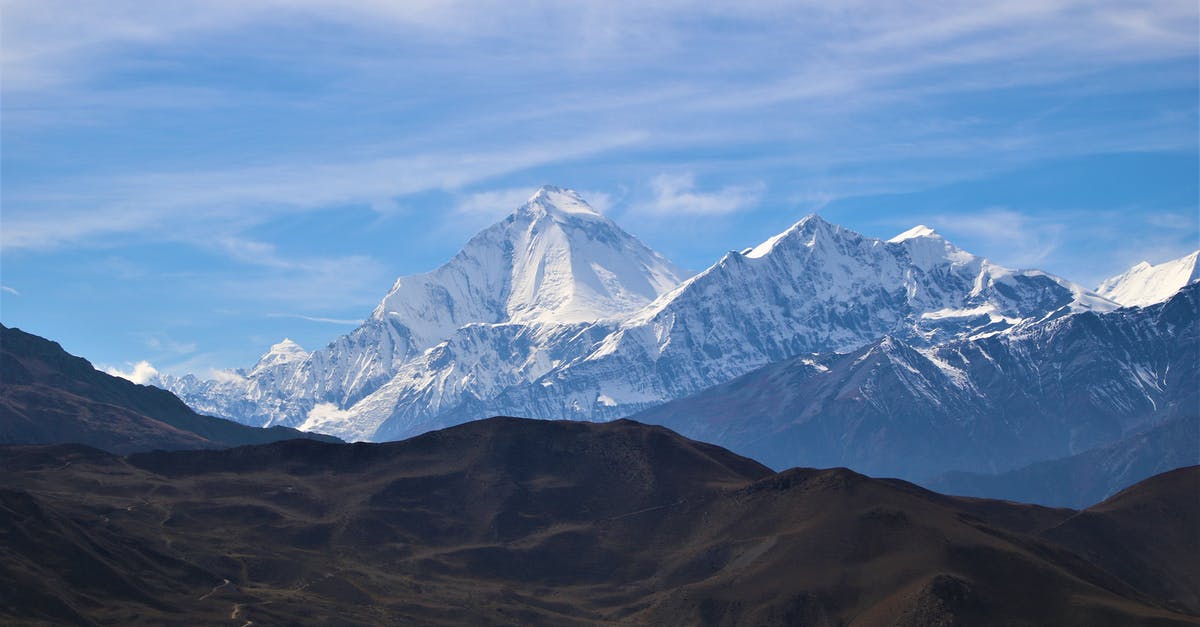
[888,224,941,243]
[270,338,305,353]
[369,185,688,347]
[252,338,310,373]
[519,185,602,220]
[744,214,833,259]
[1098,250,1200,307]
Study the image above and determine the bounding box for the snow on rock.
[369,214,1116,441]
[160,186,688,435]
[1097,250,1200,307]
[250,339,309,374]
[166,200,1121,444]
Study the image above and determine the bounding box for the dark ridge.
[3,417,1196,625]
[0,324,339,453]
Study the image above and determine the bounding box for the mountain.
[0,325,337,453]
[3,417,1197,625]
[161,186,689,435]
[1099,250,1200,307]
[631,283,1198,481]
[931,414,1200,508]
[368,216,1114,441]
[164,198,1115,444]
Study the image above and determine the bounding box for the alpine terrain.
[162,186,1121,451]
[1097,250,1200,307]
[632,283,1199,483]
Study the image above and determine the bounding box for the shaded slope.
[1041,467,1200,616]
[2,417,1196,625]
[931,414,1200,508]
[0,325,337,453]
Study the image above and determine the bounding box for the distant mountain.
[402,218,1111,438]
[1099,250,1200,307]
[165,192,1117,443]
[931,414,1199,508]
[632,283,1198,481]
[162,186,689,435]
[0,325,337,453]
[3,417,1196,625]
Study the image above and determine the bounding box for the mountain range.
[154,186,1197,499]
[632,283,1198,481]
[4,417,1197,625]
[161,187,1137,433]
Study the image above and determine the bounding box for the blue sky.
[2,0,1197,378]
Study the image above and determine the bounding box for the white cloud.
[453,187,539,219]
[2,0,1192,256]
[104,360,160,384]
[0,285,19,296]
[208,238,389,311]
[1144,211,1198,231]
[1,132,646,251]
[266,313,363,325]
[207,368,246,384]
[299,402,356,439]
[138,332,197,356]
[639,174,764,216]
[937,208,1066,268]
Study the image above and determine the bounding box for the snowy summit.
[1097,251,1200,307]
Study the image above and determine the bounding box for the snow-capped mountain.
[1098,250,1200,307]
[166,191,1119,443]
[162,186,689,432]
[633,283,1198,482]
[374,186,685,330]
[368,216,1114,441]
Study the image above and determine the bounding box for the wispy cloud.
[1,132,647,251]
[266,313,363,325]
[141,333,198,356]
[1,285,20,296]
[936,207,1066,268]
[453,187,538,219]
[4,1,1193,252]
[636,174,764,216]
[208,238,390,312]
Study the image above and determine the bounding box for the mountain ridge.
[1098,250,1200,307]
[3,417,1197,625]
[630,283,1198,482]
[0,324,338,453]
[368,211,1114,441]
